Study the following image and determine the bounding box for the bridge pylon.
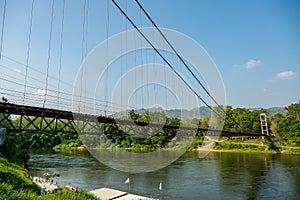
[260,113,269,138]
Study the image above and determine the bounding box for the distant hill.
[249,107,287,116]
[113,106,286,120]
[166,106,212,119]
[112,106,212,120]
[267,107,287,115]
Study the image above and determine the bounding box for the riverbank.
[207,146,300,154]
[0,157,98,200]
[190,137,300,154]
[26,149,300,199]
[51,135,300,155]
[208,149,300,154]
[65,143,300,155]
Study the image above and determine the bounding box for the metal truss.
[0,103,263,137]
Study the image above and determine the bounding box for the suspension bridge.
[0,0,265,140]
[0,102,263,137]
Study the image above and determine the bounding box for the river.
[27,150,300,199]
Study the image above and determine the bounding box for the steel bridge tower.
[260,113,269,136]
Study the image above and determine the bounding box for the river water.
[28,150,300,199]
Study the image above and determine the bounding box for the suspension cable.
[134,0,245,130]
[57,0,65,110]
[105,0,110,116]
[0,74,132,113]
[0,0,7,60]
[139,7,144,109]
[0,62,135,111]
[1,54,73,88]
[44,0,55,108]
[134,0,227,115]
[125,0,128,110]
[79,0,87,112]
[120,4,123,111]
[111,0,223,119]
[84,0,89,110]
[23,0,35,105]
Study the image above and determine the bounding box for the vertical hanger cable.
[57,0,65,110]
[23,0,35,105]
[43,0,55,108]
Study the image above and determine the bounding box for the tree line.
[1,96,299,152]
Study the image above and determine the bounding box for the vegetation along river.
[28,150,300,199]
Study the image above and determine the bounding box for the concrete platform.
[90,187,155,200]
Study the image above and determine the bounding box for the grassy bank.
[189,137,300,154]
[0,157,98,200]
[81,136,300,154]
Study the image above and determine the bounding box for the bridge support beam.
[0,103,77,134]
[0,103,264,137]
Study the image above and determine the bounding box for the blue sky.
[141,0,300,108]
[0,0,299,110]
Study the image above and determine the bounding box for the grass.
[0,157,99,200]
[189,136,300,154]
[53,143,78,150]
[0,157,37,191]
[214,142,266,152]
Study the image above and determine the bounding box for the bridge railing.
[0,102,264,138]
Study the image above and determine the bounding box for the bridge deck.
[0,102,264,137]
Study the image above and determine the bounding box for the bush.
[0,158,39,192]
[0,133,30,166]
[190,137,204,149]
[0,158,98,200]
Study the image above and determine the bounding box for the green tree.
[286,101,300,120]
[276,101,300,145]
[200,117,209,129]
[129,110,141,121]
[0,97,30,166]
[1,97,8,103]
[270,113,284,136]
[223,107,264,133]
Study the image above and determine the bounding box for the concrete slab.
[114,193,154,200]
[90,188,127,200]
[90,188,156,200]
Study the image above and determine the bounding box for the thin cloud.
[244,59,261,69]
[274,71,296,80]
[34,88,46,96]
[13,68,22,74]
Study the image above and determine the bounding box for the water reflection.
[89,148,187,173]
[211,153,300,199]
[28,150,300,200]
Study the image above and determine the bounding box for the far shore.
[190,147,300,155]
[73,144,300,155]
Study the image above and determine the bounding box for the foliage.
[223,106,265,133]
[270,113,284,136]
[39,190,98,200]
[200,117,209,129]
[267,142,280,151]
[0,158,98,200]
[13,133,82,150]
[1,95,300,152]
[186,102,300,151]
[189,136,204,149]
[0,157,38,192]
[286,101,300,120]
[0,97,82,151]
[0,183,98,200]
[0,133,30,166]
[269,101,300,146]
[214,142,265,151]
[98,110,180,149]
[53,136,82,150]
